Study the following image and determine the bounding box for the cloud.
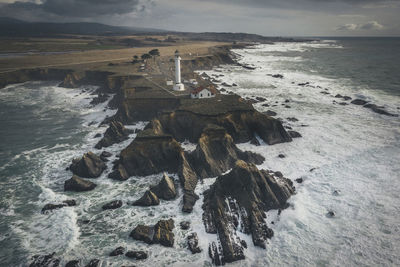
[336,21,384,31]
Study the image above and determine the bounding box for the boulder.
[150,173,177,200]
[108,164,129,181]
[102,200,122,210]
[65,260,80,267]
[271,74,284,79]
[180,221,191,230]
[69,152,106,178]
[109,246,125,256]
[130,219,175,247]
[132,190,160,206]
[250,136,261,146]
[85,259,100,267]
[64,175,97,192]
[41,200,76,214]
[351,99,368,105]
[288,131,302,138]
[29,253,60,267]
[363,103,398,117]
[202,161,294,264]
[264,110,277,116]
[278,154,286,158]
[100,151,112,162]
[187,232,202,254]
[125,251,148,260]
[326,211,335,218]
[295,178,303,183]
[95,121,133,149]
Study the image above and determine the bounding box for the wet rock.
[29,253,60,267]
[338,102,348,106]
[351,99,368,105]
[90,93,109,106]
[108,164,130,181]
[130,219,175,247]
[100,151,112,162]
[298,82,310,86]
[94,133,101,138]
[309,168,317,172]
[285,105,291,108]
[102,200,122,210]
[288,131,302,138]
[232,83,238,86]
[222,82,232,87]
[295,178,303,183]
[150,173,176,200]
[334,94,343,98]
[95,121,133,149]
[64,175,97,192]
[180,221,191,230]
[363,104,398,117]
[41,200,76,214]
[69,152,106,178]
[202,161,295,264]
[125,250,148,260]
[326,211,335,218]
[187,232,202,254]
[65,260,80,267]
[274,171,283,178]
[256,97,266,102]
[286,117,298,122]
[264,110,277,116]
[278,154,285,158]
[132,190,159,206]
[250,136,261,146]
[320,91,330,95]
[343,96,352,100]
[110,246,125,256]
[261,103,270,107]
[182,189,199,213]
[85,259,100,267]
[219,88,226,92]
[271,74,283,79]
[285,99,290,103]
[333,190,341,196]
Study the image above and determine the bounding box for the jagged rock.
[286,117,298,122]
[209,242,224,266]
[64,175,97,192]
[262,103,270,107]
[202,161,294,264]
[100,151,112,161]
[69,152,106,178]
[250,136,261,146]
[363,104,398,117]
[288,131,302,138]
[108,164,129,181]
[65,260,80,267]
[334,94,343,98]
[95,121,133,149]
[130,219,175,247]
[191,125,265,179]
[256,97,266,102]
[295,178,303,183]
[94,133,101,138]
[110,246,125,256]
[326,211,335,218]
[278,154,285,158]
[333,190,341,196]
[85,259,100,267]
[351,99,368,105]
[41,200,76,214]
[264,110,277,116]
[180,221,191,230]
[182,189,199,213]
[29,253,60,267]
[125,251,148,260]
[271,74,283,78]
[343,96,352,100]
[150,173,176,200]
[102,200,122,210]
[187,233,202,254]
[132,190,159,206]
[178,153,199,213]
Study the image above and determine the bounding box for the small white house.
[191,86,217,99]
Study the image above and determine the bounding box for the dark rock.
[41,200,75,214]
[202,161,295,263]
[219,88,226,92]
[187,232,202,254]
[63,199,77,206]
[261,103,270,107]
[333,190,341,196]
[271,74,284,79]
[285,126,292,130]
[285,99,290,103]
[150,173,176,200]
[180,221,191,230]
[102,200,122,210]
[222,82,232,87]
[64,175,97,192]
[338,102,348,106]
[278,154,285,158]
[125,251,148,260]
[334,94,343,98]
[90,93,109,106]
[95,121,133,149]
[100,151,112,158]
[343,96,352,100]
[94,133,101,138]
[274,171,283,177]
[351,99,368,105]
[250,136,261,146]
[130,219,175,247]
[132,190,159,206]
[256,97,266,102]
[240,240,247,249]
[108,164,129,181]
[286,117,298,122]
[326,211,335,218]
[85,259,100,267]
[65,260,80,267]
[298,82,310,86]
[295,178,303,183]
[110,246,125,256]
[182,189,199,213]
[285,105,291,108]
[309,168,317,172]
[69,152,106,178]
[29,253,60,267]
[363,104,398,117]
[320,91,330,95]
[288,131,302,138]
[264,110,277,116]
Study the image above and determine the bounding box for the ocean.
[0,38,399,266]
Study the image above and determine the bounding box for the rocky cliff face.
[202,160,295,264]
[95,121,133,149]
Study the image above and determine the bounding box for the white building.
[191,86,217,99]
[173,50,185,91]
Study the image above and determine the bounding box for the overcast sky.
[0,0,399,36]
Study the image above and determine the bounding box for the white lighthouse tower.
[173,50,185,91]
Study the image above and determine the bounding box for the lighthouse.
[173,50,185,91]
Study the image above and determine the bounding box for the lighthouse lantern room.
[173,50,185,91]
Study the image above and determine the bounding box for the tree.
[148,49,160,57]
[141,53,151,60]
[133,55,139,60]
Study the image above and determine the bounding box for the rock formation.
[29,253,60,267]
[64,175,97,192]
[130,219,175,247]
[108,164,129,181]
[187,233,202,254]
[102,200,122,210]
[125,250,148,260]
[150,173,177,200]
[202,160,295,264]
[41,200,76,214]
[132,190,160,206]
[95,121,133,149]
[69,152,106,178]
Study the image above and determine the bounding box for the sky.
[0,0,399,36]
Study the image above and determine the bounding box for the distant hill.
[0,17,166,37]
